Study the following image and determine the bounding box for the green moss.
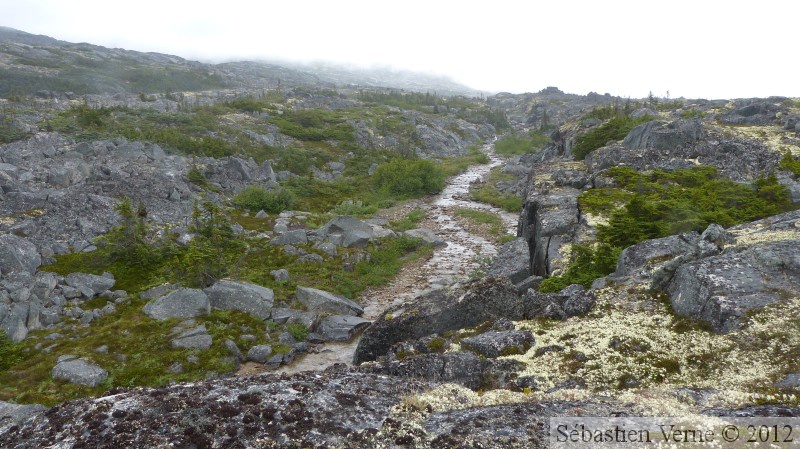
[427,337,447,353]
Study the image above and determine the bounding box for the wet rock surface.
[354,277,523,364]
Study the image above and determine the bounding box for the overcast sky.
[2,0,798,99]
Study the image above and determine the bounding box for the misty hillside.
[0,26,478,97]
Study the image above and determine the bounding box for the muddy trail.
[241,141,518,375]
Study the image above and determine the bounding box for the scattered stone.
[317,216,374,248]
[316,315,371,342]
[354,278,522,364]
[171,325,213,350]
[64,272,116,298]
[255,210,268,219]
[403,228,446,247]
[270,269,289,282]
[224,339,245,362]
[143,288,210,321]
[286,311,320,331]
[247,345,273,363]
[296,286,364,316]
[269,229,308,246]
[51,358,108,387]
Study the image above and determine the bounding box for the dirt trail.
[240,141,517,375]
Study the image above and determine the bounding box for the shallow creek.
[246,141,518,375]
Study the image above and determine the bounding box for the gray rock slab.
[0,234,41,275]
[143,288,210,321]
[269,229,308,246]
[317,216,374,248]
[171,325,212,350]
[487,237,531,284]
[65,273,116,297]
[204,280,274,320]
[296,286,363,316]
[461,330,535,358]
[51,358,108,387]
[404,228,446,247]
[668,240,800,332]
[316,315,371,342]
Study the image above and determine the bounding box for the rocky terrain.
[2,28,800,448]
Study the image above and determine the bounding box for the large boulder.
[64,272,116,298]
[668,240,800,332]
[296,287,363,317]
[523,284,596,320]
[316,315,371,342]
[142,288,210,321]
[0,303,29,342]
[317,216,374,248]
[354,277,523,364]
[51,356,108,387]
[622,119,705,152]
[0,235,41,275]
[203,280,274,320]
[487,237,531,284]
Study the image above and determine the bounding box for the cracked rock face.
[668,240,800,332]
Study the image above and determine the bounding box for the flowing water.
[240,141,517,375]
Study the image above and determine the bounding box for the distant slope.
[0,27,479,97]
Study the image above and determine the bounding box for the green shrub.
[470,184,522,212]
[546,166,797,290]
[330,200,378,217]
[0,330,25,372]
[494,131,550,157]
[780,150,800,177]
[373,158,446,197]
[233,185,295,214]
[286,323,308,341]
[389,209,426,232]
[572,114,655,160]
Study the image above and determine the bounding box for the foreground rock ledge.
[0,367,637,449]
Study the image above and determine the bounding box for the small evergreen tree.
[182,201,246,287]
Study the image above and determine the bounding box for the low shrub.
[233,185,295,214]
[372,158,446,197]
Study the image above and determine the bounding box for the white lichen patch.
[582,211,609,227]
[714,124,800,155]
[502,288,800,402]
[730,227,800,247]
